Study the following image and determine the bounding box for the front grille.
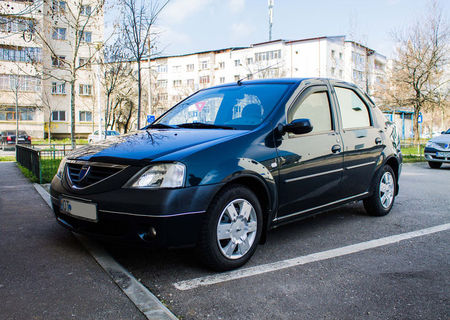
[66,160,127,188]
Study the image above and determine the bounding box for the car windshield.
[151,84,290,130]
[445,129,450,134]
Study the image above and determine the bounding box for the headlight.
[127,163,185,189]
[56,157,67,178]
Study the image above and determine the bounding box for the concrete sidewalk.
[0,162,146,320]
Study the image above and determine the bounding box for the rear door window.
[334,87,371,129]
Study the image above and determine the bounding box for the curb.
[33,183,178,320]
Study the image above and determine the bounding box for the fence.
[16,145,73,183]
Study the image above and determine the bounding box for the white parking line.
[174,223,450,291]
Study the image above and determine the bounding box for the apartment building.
[0,0,103,138]
[142,36,386,118]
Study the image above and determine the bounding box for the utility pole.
[147,37,152,120]
[268,0,274,41]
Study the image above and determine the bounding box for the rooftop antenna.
[268,0,274,41]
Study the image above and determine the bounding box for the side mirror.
[283,118,313,135]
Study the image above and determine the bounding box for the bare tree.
[384,0,449,143]
[119,0,169,129]
[29,0,105,148]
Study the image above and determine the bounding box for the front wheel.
[198,185,262,271]
[428,161,442,169]
[363,165,396,216]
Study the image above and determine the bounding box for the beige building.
[0,0,103,138]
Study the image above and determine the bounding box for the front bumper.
[50,176,224,247]
[424,147,450,163]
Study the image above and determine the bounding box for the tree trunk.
[70,80,76,148]
[137,60,142,129]
[413,102,420,145]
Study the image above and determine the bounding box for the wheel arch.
[212,173,275,244]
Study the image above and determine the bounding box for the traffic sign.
[147,115,155,123]
[418,114,423,123]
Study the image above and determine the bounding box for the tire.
[363,165,396,216]
[198,184,263,271]
[428,161,442,169]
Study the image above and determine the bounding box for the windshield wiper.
[145,123,179,129]
[177,122,235,130]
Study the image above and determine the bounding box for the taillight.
[28,136,31,141]
[7,136,11,141]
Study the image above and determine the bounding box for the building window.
[157,93,168,101]
[79,31,92,43]
[352,69,364,82]
[0,74,41,92]
[187,79,194,88]
[52,111,66,121]
[79,111,92,122]
[79,84,92,96]
[78,57,90,69]
[172,65,181,72]
[0,46,41,63]
[246,58,253,65]
[219,62,225,69]
[339,52,343,60]
[51,55,65,68]
[200,60,208,70]
[246,74,253,80]
[0,17,35,34]
[157,65,167,73]
[331,50,335,58]
[199,75,210,84]
[51,82,66,94]
[186,64,194,72]
[52,1,66,13]
[234,75,240,81]
[219,77,225,84]
[255,49,281,62]
[331,67,335,75]
[157,80,167,88]
[234,59,240,67]
[0,107,35,121]
[173,80,182,87]
[52,27,66,40]
[80,5,92,15]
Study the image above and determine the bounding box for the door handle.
[331,144,341,153]
[375,137,382,145]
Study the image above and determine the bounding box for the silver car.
[424,128,450,168]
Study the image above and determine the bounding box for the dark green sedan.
[50,78,402,270]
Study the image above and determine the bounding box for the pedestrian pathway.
[0,162,146,320]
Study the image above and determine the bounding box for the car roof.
[205,77,359,90]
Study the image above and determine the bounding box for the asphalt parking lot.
[105,162,449,320]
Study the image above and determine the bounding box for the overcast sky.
[106,0,449,59]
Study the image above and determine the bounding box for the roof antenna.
[236,61,282,85]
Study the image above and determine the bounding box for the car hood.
[430,134,450,143]
[67,129,247,164]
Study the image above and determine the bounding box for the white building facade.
[142,36,386,119]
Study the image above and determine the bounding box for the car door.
[276,83,344,220]
[331,83,384,197]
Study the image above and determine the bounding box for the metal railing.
[16,145,73,183]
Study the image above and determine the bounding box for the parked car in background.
[424,128,450,168]
[88,130,120,143]
[51,78,402,271]
[1,130,31,150]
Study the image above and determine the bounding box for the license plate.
[60,198,97,221]
[19,138,25,141]
[436,152,450,157]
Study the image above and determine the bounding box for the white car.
[88,130,120,143]
[424,128,450,168]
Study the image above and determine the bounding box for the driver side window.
[288,89,332,133]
